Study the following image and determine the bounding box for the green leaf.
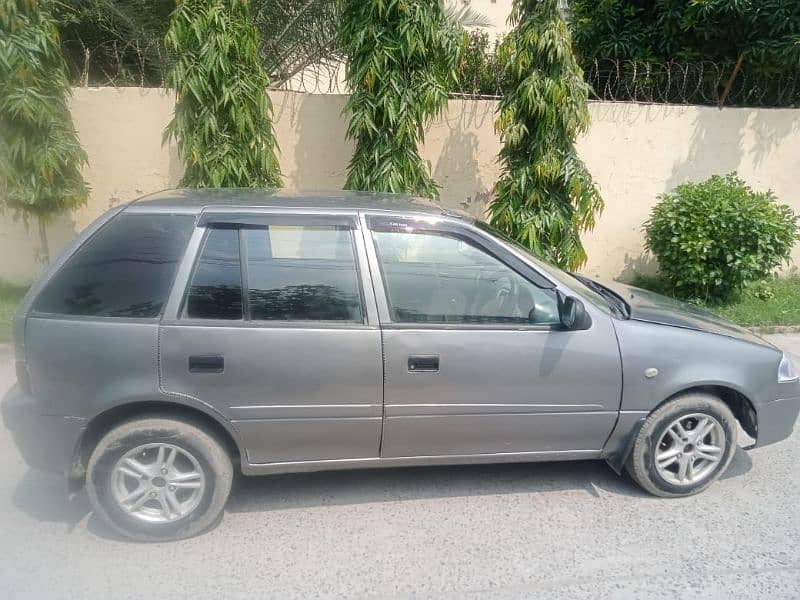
[163,0,282,189]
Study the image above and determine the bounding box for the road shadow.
[225,461,638,516]
[12,447,753,541]
[12,470,90,529]
[225,447,752,514]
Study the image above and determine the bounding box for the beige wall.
[1,87,799,285]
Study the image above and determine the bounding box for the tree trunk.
[37,216,50,265]
[719,53,745,109]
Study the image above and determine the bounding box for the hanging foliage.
[489,0,602,270]
[570,0,800,72]
[340,0,459,197]
[0,0,89,263]
[164,0,282,188]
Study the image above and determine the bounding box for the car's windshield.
[474,220,619,316]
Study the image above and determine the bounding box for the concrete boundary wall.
[1,87,798,285]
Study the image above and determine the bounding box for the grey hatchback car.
[4,189,800,541]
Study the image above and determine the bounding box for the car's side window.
[242,226,363,322]
[373,230,560,325]
[184,227,243,320]
[183,224,364,323]
[33,214,194,318]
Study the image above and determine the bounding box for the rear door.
[159,211,383,465]
[364,214,622,458]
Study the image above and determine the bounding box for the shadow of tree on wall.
[617,252,659,283]
[747,111,800,168]
[666,111,747,193]
[288,93,352,190]
[166,140,185,187]
[666,108,800,193]
[432,98,497,218]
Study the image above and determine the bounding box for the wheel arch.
[69,399,244,491]
[605,383,757,475]
[660,384,757,441]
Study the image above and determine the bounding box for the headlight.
[778,353,799,383]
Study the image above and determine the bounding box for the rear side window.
[184,227,243,320]
[183,224,364,322]
[243,226,363,321]
[33,214,194,318]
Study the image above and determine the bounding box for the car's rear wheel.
[626,392,738,497]
[86,416,233,542]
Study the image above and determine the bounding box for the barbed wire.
[272,59,800,107]
[584,59,800,107]
[61,39,171,88]
[62,43,800,109]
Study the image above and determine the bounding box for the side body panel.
[158,325,383,463]
[379,323,622,457]
[613,319,782,412]
[603,319,790,457]
[24,318,161,418]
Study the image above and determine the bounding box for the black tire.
[626,392,738,498]
[86,416,233,542]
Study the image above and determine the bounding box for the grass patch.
[0,283,27,343]
[630,275,800,328]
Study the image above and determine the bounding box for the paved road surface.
[1,337,798,599]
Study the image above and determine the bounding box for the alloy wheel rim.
[111,443,206,524]
[654,413,725,486]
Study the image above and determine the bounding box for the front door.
[159,213,383,465]
[365,216,622,458]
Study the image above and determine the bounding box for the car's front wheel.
[626,392,738,497]
[86,416,233,542]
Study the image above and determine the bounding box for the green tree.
[453,30,508,96]
[54,0,174,85]
[340,0,459,197]
[569,0,800,105]
[571,0,800,68]
[490,0,602,270]
[164,0,282,188]
[0,0,89,263]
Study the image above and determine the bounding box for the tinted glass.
[33,214,193,318]
[373,230,560,324]
[185,228,243,319]
[242,226,363,322]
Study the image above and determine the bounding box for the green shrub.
[453,30,506,96]
[644,173,798,302]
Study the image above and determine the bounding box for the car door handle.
[408,355,439,373]
[188,355,224,373]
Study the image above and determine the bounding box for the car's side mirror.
[558,294,591,330]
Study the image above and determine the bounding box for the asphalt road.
[1,337,799,599]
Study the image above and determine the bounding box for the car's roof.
[126,188,471,220]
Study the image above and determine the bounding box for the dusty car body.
[3,189,799,540]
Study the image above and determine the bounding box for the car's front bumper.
[755,395,800,448]
[1,384,86,475]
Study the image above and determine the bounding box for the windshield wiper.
[571,274,630,319]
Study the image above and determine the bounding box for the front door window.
[372,230,560,325]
